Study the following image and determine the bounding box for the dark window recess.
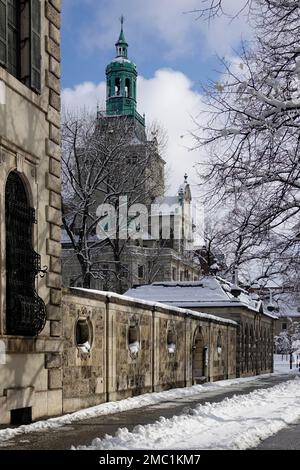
[0,0,7,66]
[128,325,138,345]
[0,0,41,93]
[11,407,32,425]
[30,0,41,92]
[5,171,46,336]
[167,329,176,346]
[7,0,19,77]
[282,323,287,330]
[138,265,144,279]
[76,319,90,346]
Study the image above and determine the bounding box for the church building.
[61,20,202,293]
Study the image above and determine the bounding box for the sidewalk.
[0,373,296,450]
[256,420,300,450]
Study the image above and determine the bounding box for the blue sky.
[61,0,250,193]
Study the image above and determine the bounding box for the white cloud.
[62,68,205,194]
[71,0,252,61]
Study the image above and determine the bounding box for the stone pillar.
[45,0,63,413]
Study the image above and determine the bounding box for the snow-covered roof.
[125,277,278,319]
[69,287,237,326]
[274,292,300,318]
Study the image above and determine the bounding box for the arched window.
[125,78,130,97]
[108,79,111,97]
[5,171,46,336]
[115,77,121,96]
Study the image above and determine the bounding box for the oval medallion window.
[5,171,46,336]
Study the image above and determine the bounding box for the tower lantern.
[105,17,140,120]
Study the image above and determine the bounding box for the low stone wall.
[62,288,237,414]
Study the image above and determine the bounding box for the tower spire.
[115,15,128,58]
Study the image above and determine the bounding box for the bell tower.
[106,17,140,120]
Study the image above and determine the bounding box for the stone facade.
[125,278,275,378]
[61,288,237,414]
[0,1,62,424]
[189,306,274,378]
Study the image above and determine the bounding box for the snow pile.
[128,341,140,355]
[78,341,91,354]
[75,378,300,450]
[0,372,283,444]
[167,343,176,354]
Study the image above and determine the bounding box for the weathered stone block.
[48,369,62,389]
[49,56,61,78]
[46,37,60,61]
[50,288,62,306]
[50,191,61,210]
[45,352,62,369]
[47,304,61,321]
[47,239,61,258]
[47,106,60,129]
[47,271,62,289]
[49,90,61,111]
[50,256,62,274]
[49,157,60,178]
[49,23,60,45]
[50,321,62,338]
[50,223,61,242]
[46,71,60,94]
[49,0,61,13]
[46,138,60,161]
[46,206,61,225]
[46,2,61,29]
[49,123,60,145]
[46,173,61,194]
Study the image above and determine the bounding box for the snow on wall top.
[70,287,238,326]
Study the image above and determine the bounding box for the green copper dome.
[105,17,144,125]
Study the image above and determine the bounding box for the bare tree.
[275,320,300,368]
[62,110,164,292]
[193,0,300,287]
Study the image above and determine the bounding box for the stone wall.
[0,1,62,425]
[62,288,237,414]
[186,306,274,378]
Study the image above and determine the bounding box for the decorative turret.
[115,16,128,59]
[105,16,144,124]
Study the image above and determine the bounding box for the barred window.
[0,0,41,93]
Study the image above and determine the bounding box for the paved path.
[0,374,296,450]
[256,419,300,450]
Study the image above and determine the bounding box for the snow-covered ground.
[274,353,300,374]
[0,374,277,444]
[75,378,300,450]
[0,356,298,447]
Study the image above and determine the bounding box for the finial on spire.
[184,173,188,183]
[120,15,125,28]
